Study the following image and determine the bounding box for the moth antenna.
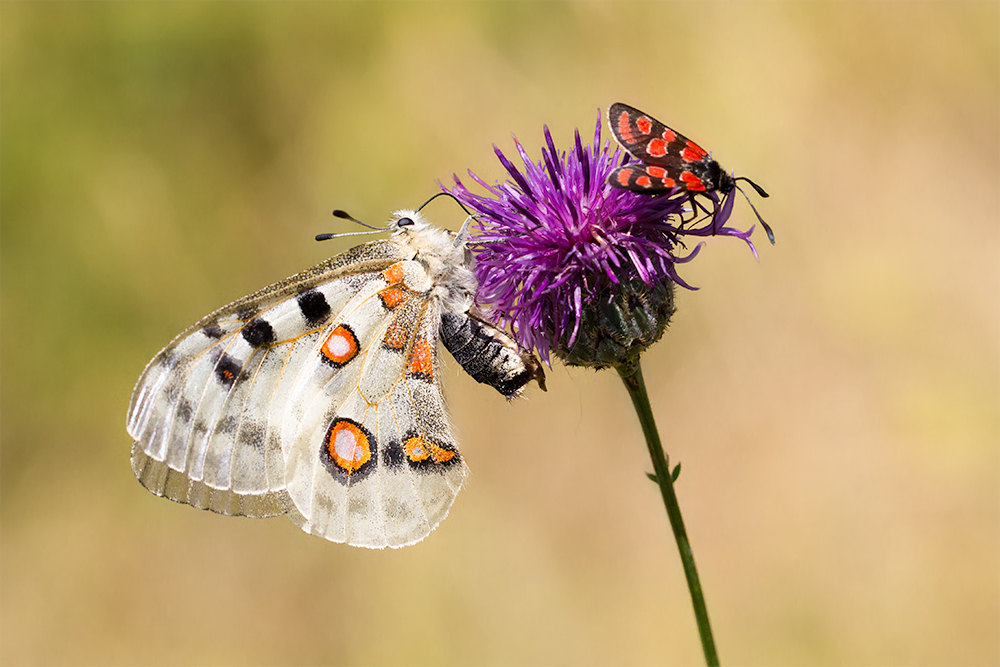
[734,176,769,198]
[735,185,776,245]
[418,191,474,218]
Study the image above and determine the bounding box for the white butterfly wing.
[128,211,545,548]
[127,240,409,519]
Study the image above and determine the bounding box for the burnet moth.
[607,102,775,245]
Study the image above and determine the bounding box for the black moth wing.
[608,102,705,166]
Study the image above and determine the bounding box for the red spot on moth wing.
[614,168,633,187]
[646,138,668,158]
[661,128,677,143]
[635,175,653,188]
[680,171,706,191]
[636,116,653,134]
[407,337,435,378]
[616,111,636,144]
[382,262,405,284]
[321,325,359,365]
[682,140,707,161]
[645,166,677,188]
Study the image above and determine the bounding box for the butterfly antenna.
[418,191,474,218]
[734,185,776,245]
[315,209,391,242]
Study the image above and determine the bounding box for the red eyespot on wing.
[326,420,372,474]
[321,325,359,366]
[404,436,456,464]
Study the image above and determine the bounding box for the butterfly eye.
[397,217,414,227]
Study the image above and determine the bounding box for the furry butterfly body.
[127,210,544,548]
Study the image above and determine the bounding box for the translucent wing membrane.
[127,213,543,548]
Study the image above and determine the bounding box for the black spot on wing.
[239,421,267,450]
[217,415,239,435]
[215,353,241,387]
[176,399,195,424]
[381,440,404,469]
[202,324,224,339]
[242,317,276,347]
[297,289,331,326]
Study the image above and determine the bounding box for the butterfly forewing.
[127,240,411,519]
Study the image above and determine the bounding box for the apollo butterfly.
[127,209,545,548]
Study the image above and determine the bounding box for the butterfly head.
[388,209,426,234]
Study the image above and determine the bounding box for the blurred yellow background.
[2,2,997,665]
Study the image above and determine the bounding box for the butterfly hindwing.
[280,260,467,547]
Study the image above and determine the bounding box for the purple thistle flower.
[446,112,759,368]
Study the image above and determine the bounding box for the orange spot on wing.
[636,116,652,134]
[407,337,435,379]
[615,169,632,186]
[404,436,456,464]
[662,128,676,143]
[378,286,407,309]
[382,262,405,284]
[326,420,371,473]
[646,166,666,178]
[636,175,653,188]
[321,325,359,365]
[382,316,409,350]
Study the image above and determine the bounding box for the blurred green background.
[2,2,997,665]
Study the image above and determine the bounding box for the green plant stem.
[618,361,719,666]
